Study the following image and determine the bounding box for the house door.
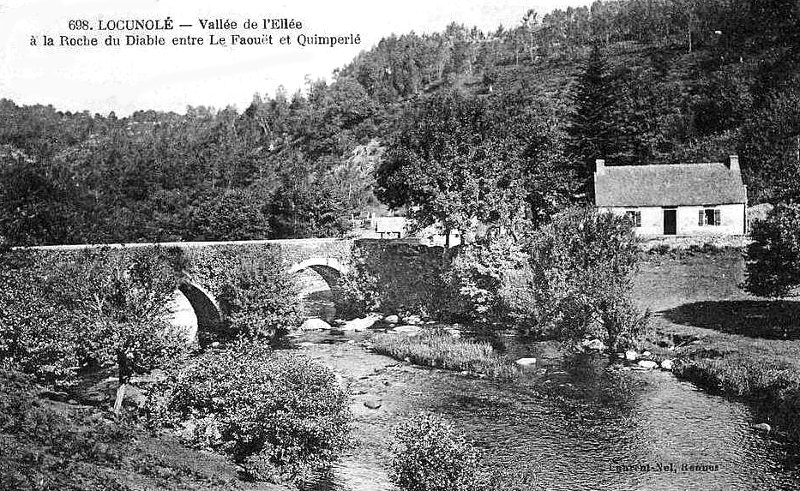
[663,209,677,235]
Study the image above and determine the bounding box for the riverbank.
[294,327,800,490]
[0,371,290,491]
[634,249,800,436]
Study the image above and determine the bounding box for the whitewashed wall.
[599,203,746,236]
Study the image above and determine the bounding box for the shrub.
[526,207,646,349]
[332,262,381,319]
[215,253,303,344]
[744,203,800,298]
[0,251,82,384]
[157,342,350,483]
[441,237,527,323]
[390,413,482,491]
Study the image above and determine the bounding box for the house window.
[625,210,642,227]
[699,208,721,226]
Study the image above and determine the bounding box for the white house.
[594,155,748,236]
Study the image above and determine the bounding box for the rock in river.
[515,357,537,366]
[751,423,772,433]
[660,359,674,371]
[301,318,331,331]
[364,396,382,410]
[625,350,639,361]
[637,360,658,369]
[392,325,422,336]
[384,314,400,324]
[342,314,381,332]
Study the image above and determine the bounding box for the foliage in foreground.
[391,413,482,491]
[0,247,189,392]
[744,203,800,298]
[525,207,648,349]
[155,342,350,484]
[371,331,518,379]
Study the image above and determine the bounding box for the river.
[295,330,800,491]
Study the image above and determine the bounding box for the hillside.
[1,0,799,245]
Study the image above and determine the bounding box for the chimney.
[727,155,740,173]
[595,159,606,176]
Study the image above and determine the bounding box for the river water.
[297,331,800,491]
[292,256,800,491]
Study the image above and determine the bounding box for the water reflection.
[302,332,800,491]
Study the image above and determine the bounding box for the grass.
[634,249,800,436]
[370,330,521,379]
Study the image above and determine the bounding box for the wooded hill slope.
[1,0,798,245]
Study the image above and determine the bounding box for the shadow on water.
[662,300,800,339]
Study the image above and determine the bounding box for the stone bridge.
[25,237,446,345]
[27,238,358,343]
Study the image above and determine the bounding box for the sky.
[0,0,593,115]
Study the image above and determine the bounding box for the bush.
[526,207,646,349]
[390,413,482,491]
[215,253,303,344]
[0,251,82,384]
[157,342,350,483]
[744,203,800,298]
[332,262,381,319]
[441,237,527,323]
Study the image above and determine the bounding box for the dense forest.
[2,0,799,245]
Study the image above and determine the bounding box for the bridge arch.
[177,279,224,346]
[288,257,349,288]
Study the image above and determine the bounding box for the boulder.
[392,325,422,336]
[384,315,400,324]
[300,318,331,331]
[82,390,109,405]
[660,359,674,371]
[515,357,537,366]
[625,350,638,361]
[123,385,147,409]
[637,360,658,369]
[363,396,382,410]
[40,390,70,402]
[402,314,423,325]
[341,314,381,332]
[581,339,606,352]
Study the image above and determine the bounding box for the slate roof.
[594,162,747,207]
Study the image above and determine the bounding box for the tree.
[566,45,617,193]
[191,187,272,241]
[525,207,647,349]
[740,87,800,203]
[51,247,187,412]
[376,91,527,246]
[744,204,800,299]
